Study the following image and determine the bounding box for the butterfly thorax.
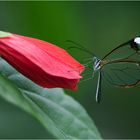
[93,57,101,72]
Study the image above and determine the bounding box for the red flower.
[0,31,84,90]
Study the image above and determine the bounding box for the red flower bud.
[0,31,84,90]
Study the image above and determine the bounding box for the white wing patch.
[134,37,140,45]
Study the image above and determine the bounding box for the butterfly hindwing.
[101,61,140,88]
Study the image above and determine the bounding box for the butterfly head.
[93,57,101,72]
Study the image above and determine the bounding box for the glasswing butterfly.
[67,37,140,103]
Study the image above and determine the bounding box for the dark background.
[0,1,140,138]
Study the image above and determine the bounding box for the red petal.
[0,31,84,90]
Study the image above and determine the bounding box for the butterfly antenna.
[66,40,96,57]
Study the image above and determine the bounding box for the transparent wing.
[102,61,140,88]
[101,37,140,88]
[102,38,140,61]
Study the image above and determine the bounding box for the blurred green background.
[0,1,140,138]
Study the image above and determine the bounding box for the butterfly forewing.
[102,39,140,61]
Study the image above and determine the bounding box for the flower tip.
[0,31,12,38]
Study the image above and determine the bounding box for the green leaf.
[0,58,101,139]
